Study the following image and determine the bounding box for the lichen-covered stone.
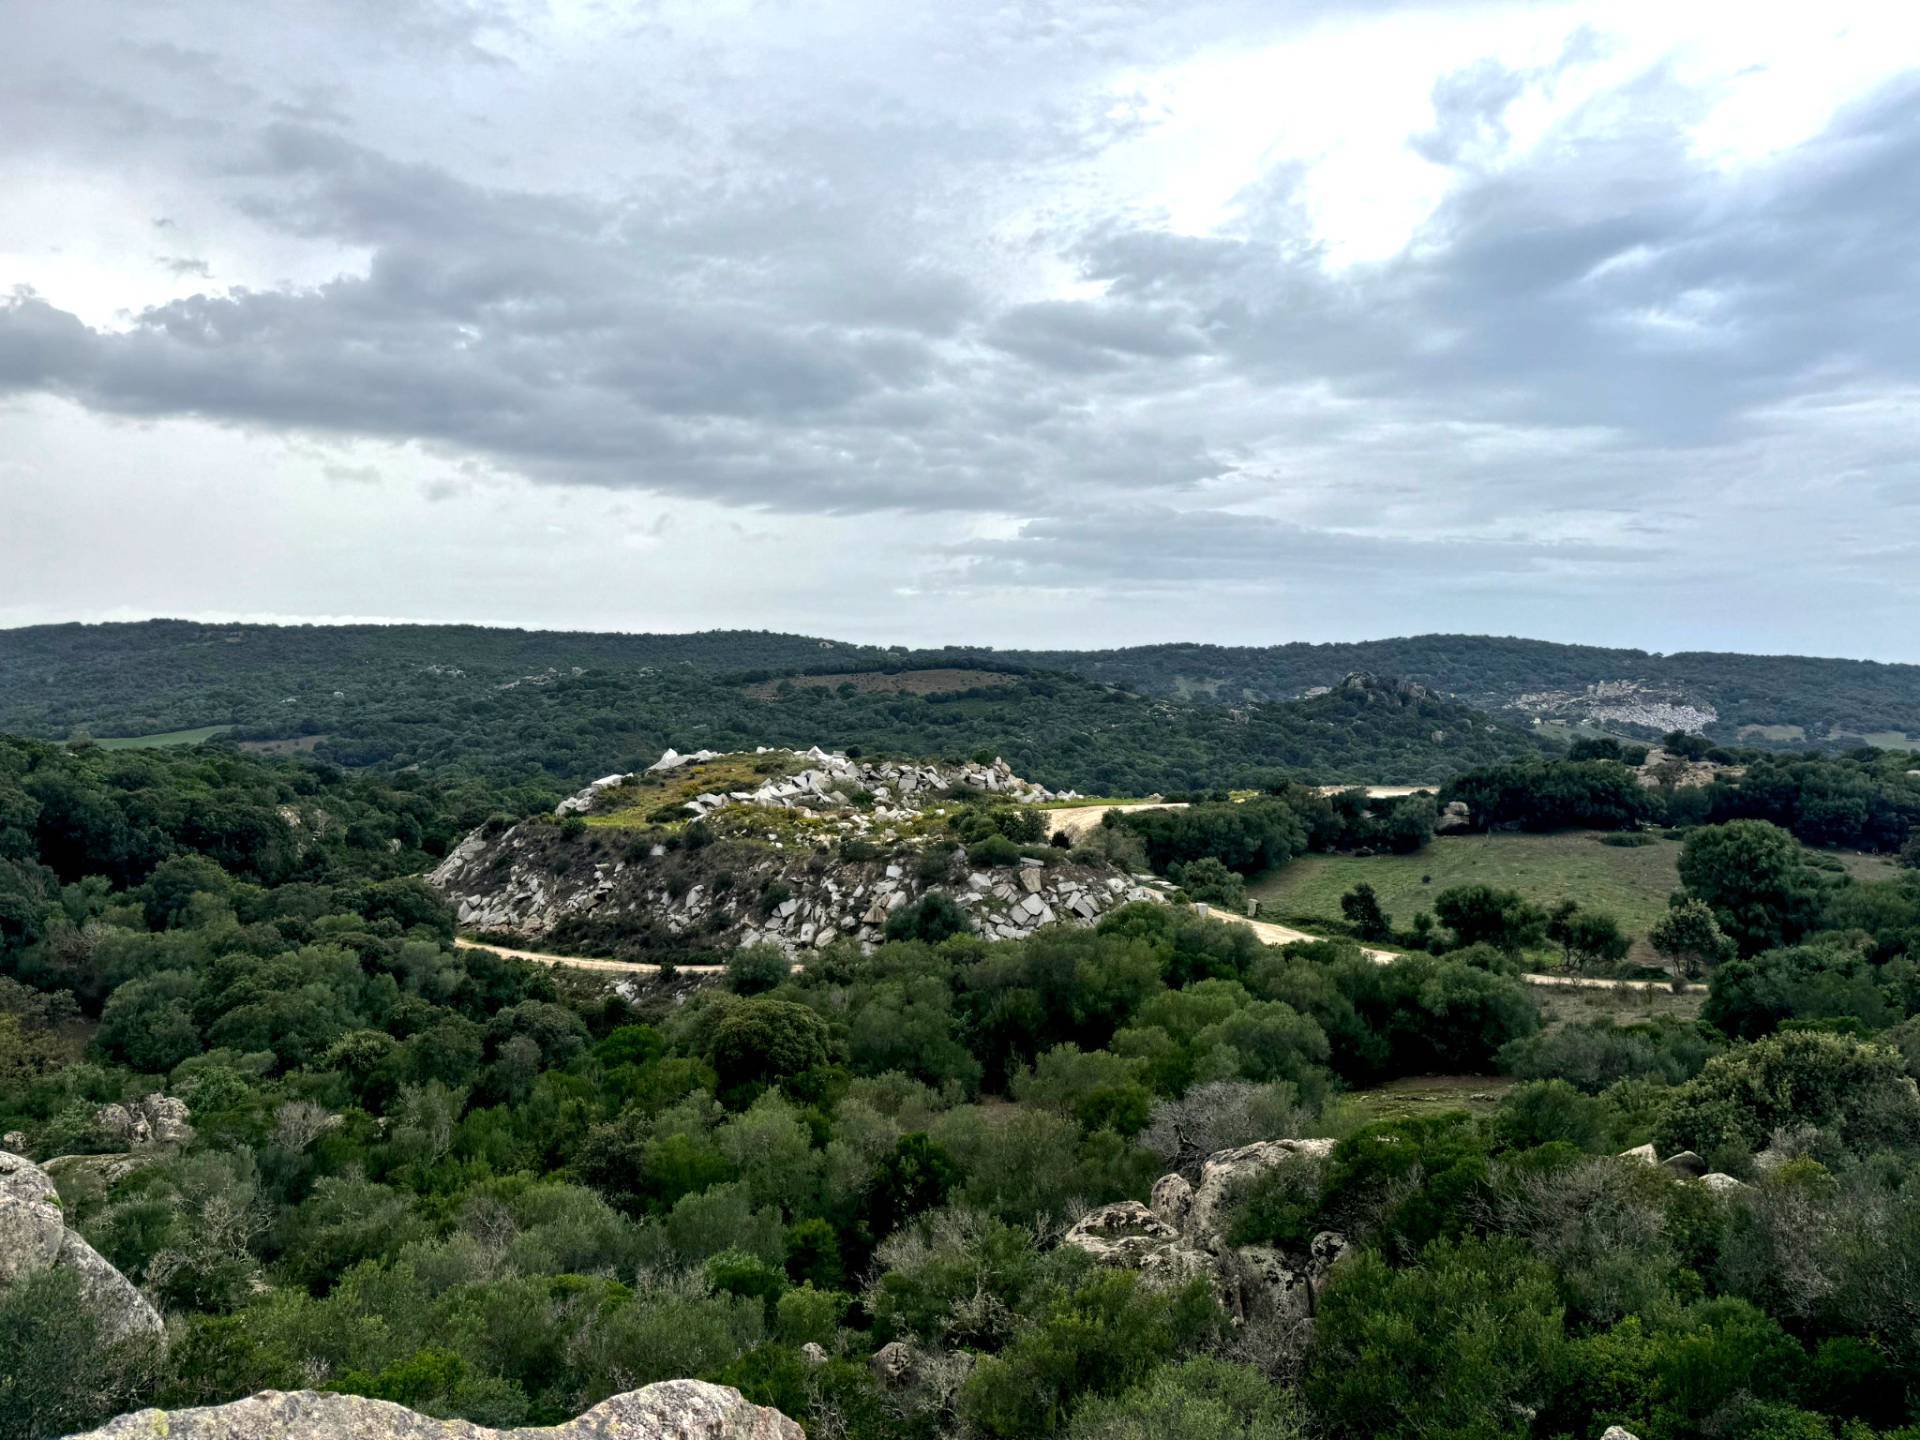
[1184,1138,1334,1242]
[96,1093,194,1149]
[0,1149,162,1342]
[1066,1138,1342,1326]
[68,1380,800,1440]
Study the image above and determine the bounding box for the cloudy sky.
[3,1,1918,657]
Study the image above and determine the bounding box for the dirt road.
[454,937,727,976]
[1049,787,1433,844]
[1046,801,1189,842]
[460,909,1698,994]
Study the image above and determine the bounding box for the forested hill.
[1002,636,1920,747]
[0,624,1550,797]
[4,621,1915,779]
[0,621,884,738]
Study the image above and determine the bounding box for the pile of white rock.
[554,746,1079,821]
[734,858,1160,953]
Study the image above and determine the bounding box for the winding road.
[457,908,1700,994]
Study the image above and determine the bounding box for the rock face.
[70,1381,799,1440]
[0,1149,162,1341]
[433,747,1156,958]
[433,830,1153,958]
[1065,1138,1342,1325]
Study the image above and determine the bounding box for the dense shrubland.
[6,740,1920,1440]
[13,623,1920,755]
[1442,748,1920,854]
[0,627,1551,795]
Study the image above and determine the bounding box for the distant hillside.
[0,623,1551,795]
[0,620,885,739]
[1002,635,1920,748]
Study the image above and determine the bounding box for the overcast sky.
[3,1,1917,658]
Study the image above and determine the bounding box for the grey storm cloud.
[0,0,1916,654]
[6,64,1917,513]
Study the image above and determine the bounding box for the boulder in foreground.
[0,1148,161,1343]
[66,1380,801,1440]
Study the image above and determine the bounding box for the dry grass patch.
[743,668,1018,700]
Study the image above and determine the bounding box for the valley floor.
[1249,829,1896,967]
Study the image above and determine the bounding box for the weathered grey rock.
[870,1340,920,1387]
[1309,1230,1350,1276]
[1134,1238,1219,1293]
[97,1093,193,1149]
[1660,1150,1707,1178]
[1149,1172,1194,1232]
[1063,1202,1183,1265]
[1185,1138,1334,1243]
[1435,800,1474,833]
[1225,1245,1313,1323]
[0,1178,65,1284]
[1,1130,25,1151]
[799,1342,828,1367]
[70,1380,800,1440]
[1600,1427,1642,1440]
[0,1149,162,1342]
[1619,1143,1658,1165]
[0,1148,58,1208]
[1070,1139,1339,1326]
[1698,1172,1746,1193]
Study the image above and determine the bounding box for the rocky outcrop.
[433,827,1154,957]
[1334,673,1434,707]
[1065,1138,1342,1325]
[435,748,1154,958]
[1506,680,1716,737]
[555,746,1079,824]
[869,1340,920,1386]
[1618,1144,1744,1191]
[0,1149,161,1341]
[98,1093,194,1149]
[69,1381,799,1440]
[556,773,639,815]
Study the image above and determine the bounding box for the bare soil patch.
[238,734,332,756]
[744,668,1018,700]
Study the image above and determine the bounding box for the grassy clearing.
[1331,1074,1518,1129]
[237,734,331,756]
[587,754,805,829]
[1855,730,1919,752]
[1250,831,1897,966]
[1532,980,1705,1031]
[91,725,234,749]
[743,668,1017,700]
[1250,832,1684,957]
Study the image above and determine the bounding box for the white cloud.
[0,0,1915,658]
